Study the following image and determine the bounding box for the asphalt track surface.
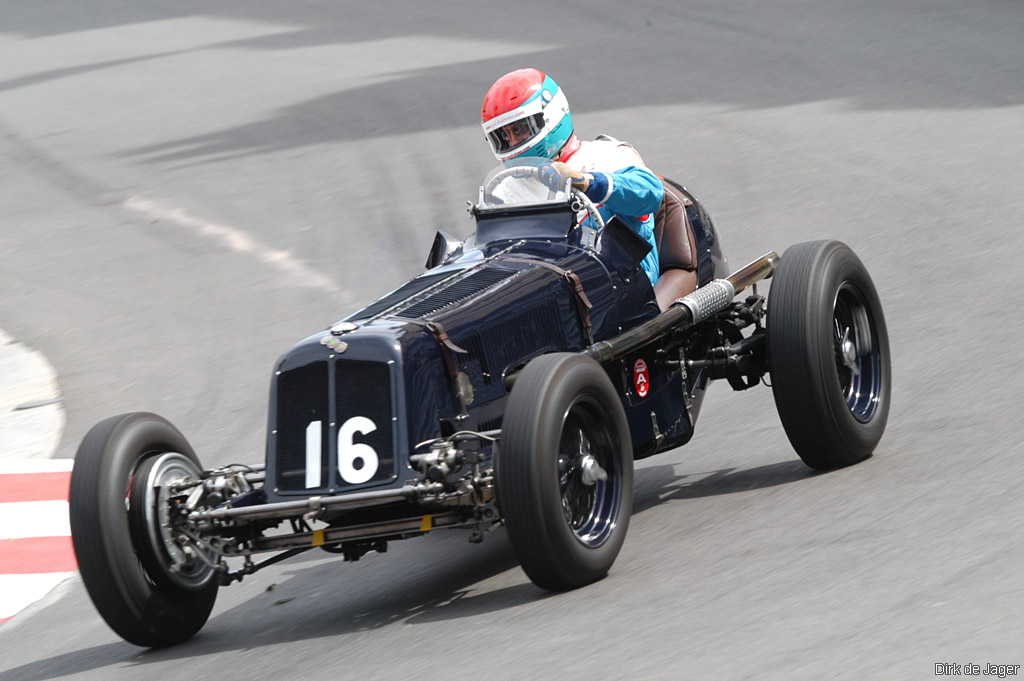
[1,1,1022,679]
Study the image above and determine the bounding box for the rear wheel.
[69,412,218,647]
[767,240,891,469]
[497,353,633,590]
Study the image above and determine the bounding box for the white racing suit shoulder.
[565,137,647,174]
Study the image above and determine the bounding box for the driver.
[481,68,664,287]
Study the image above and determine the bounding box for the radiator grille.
[273,359,394,493]
[274,361,329,492]
[334,360,394,488]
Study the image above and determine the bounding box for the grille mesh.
[335,360,394,488]
[275,361,329,492]
[273,359,394,493]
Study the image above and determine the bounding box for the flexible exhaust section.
[582,251,779,365]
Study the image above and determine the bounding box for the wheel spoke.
[831,281,883,423]
[555,406,619,543]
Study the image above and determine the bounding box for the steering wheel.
[483,165,540,195]
[483,165,606,231]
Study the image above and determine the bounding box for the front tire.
[767,240,891,469]
[497,354,634,590]
[69,412,218,647]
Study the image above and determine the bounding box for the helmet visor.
[486,113,545,154]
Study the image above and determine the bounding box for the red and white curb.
[0,458,76,625]
[0,328,71,627]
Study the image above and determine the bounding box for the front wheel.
[69,412,218,647]
[767,240,891,469]
[497,354,633,590]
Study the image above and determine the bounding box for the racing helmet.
[481,68,573,164]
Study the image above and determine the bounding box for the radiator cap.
[330,321,358,336]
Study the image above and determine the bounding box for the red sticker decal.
[634,358,649,398]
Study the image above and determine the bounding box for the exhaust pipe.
[582,251,779,365]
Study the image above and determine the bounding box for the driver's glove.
[538,162,592,193]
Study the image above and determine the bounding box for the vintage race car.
[69,160,891,647]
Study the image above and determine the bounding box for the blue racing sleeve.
[584,166,664,218]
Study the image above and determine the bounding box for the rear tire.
[767,241,891,469]
[497,354,633,590]
[69,412,218,647]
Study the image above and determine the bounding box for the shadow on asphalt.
[632,458,816,513]
[0,457,814,680]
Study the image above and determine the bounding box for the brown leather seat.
[652,179,699,310]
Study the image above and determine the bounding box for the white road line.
[124,196,344,296]
[0,573,75,620]
[0,501,70,540]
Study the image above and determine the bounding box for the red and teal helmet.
[481,68,573,164]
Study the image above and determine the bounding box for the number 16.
[304,417,379,487]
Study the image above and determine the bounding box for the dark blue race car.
[69,160,891,647]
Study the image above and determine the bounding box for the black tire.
[69,412,218,647]
[497,353,633,590]
[767,240,891,469]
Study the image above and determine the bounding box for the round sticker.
[634,358,649,398]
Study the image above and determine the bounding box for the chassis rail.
[254,511,467,551]
[188,482,444,523]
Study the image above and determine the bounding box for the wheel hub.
[580,454,608,486]
[138,452,216,590]
[837,325,860,375]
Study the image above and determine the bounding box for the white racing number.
[304,417,380,487]
[338,416,379,484]
[305,421,322,488]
